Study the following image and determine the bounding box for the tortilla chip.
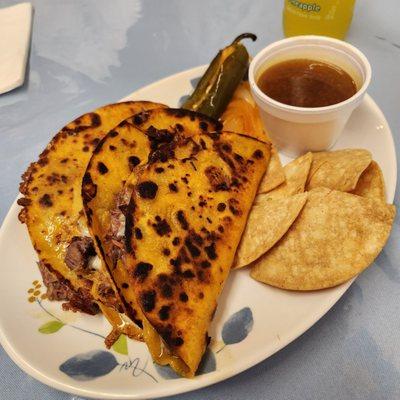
[306,149,372,192]
[263,152,312,200]
[258,145,286,193]
[233,193,308,269]
[351,161,386,202]
[250,188,396,290]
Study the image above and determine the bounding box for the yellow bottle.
[283,0,356,40]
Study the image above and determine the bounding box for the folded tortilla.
[18,101,163,340]
[82,108,221,329]
[119,131,269,376]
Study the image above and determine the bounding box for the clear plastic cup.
[249,35,371,157]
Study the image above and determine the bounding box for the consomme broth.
[257,59,357,108]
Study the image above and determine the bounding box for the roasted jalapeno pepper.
[182,33,257,119]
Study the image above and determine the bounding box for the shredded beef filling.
[38,261,99,315]
[65,236,96,270]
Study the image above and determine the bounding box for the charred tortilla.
[18,101,163,326]
[82,108,221,327]
[118,132,269,376]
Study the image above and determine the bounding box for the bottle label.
[288,0,321,13]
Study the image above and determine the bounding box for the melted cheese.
[142,318,191,377]
[100,304,143,341]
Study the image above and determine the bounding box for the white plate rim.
[0,65,397,399]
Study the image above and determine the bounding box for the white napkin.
[0,3,33,95]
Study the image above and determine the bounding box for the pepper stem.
[231,33,257,45]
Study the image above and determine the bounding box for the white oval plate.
[0,66,396,399]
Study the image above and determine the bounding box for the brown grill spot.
[39,194,53,207]
[157,273,168,283]
[137,181,158,199]
[228,198,242,216]
[222,143,232,152]
[172,237,180,246]
[155,167,165,174]
[234,153,244,163]
[197,270,208,282]
[179,292,188,302]
[133,262,153,282]
[173,337,184,347]
[38,157,49,166]
[128,156,141,171]
[170,258,181,268]
[17,198,31,207]
[82,173,97,202]
[191,232,203,246]
[176,210,189,230]
[200,260,211,268]
[134,227,143,240]
[169,183,178,192]
[122,283,129,289]
[133,112,149,125]
[158,305,171,321]
[223,215,232,224]
[205,166,230,191]
[109,130,118,137]
[182,269,195,279]
[162,248,171,256]
[109,145,116,151]
[140,290,156,312]
[153,218,172,236]
[97,162,108,174]
[179,247,190,263]
[123,199,136,253]
[253,149,264,159]
[205,243,217,260]
[184,238,201,258]
[217,202,226,212]
[160,283,173,298]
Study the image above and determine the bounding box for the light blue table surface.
[0,1,399,399]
